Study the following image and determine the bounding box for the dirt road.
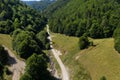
[3,46,25,80]
[47,25,69,80]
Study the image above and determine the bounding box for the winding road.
[3,45,25,80]
[47,25,69,80]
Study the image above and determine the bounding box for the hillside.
[45,0,120,80]
[47,0,120,38]
[0,0,55,80]
[51,33,120,80]
[44,0,70,17]
[0,0,47,34]
[23,0,56,11]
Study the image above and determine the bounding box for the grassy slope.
[0,34,12,50]
[52,33,120,80]
[52,33,91,80]
[78,38,120,80]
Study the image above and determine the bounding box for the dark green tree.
[79,35,90,50]
[20,54,56,80]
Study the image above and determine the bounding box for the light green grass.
[77,38,120,80]
[51,33,120,80]
[0,34,12,51]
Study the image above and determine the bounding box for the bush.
[79,35,90,50]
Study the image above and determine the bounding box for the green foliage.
[44,0,70,17]
[12,30,42,59]
[47,0,120,38]
[79,35,90,50]
[36,30,50,49]
[20,73,32,80]
[0,0,47,34]
[20,54,56,80]
[113,24,120,53]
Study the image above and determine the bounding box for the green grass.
[77,38,120,80]
[0,34,12,51]
[51,33,120,80]
[51,33,91,80]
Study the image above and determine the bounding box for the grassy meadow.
[51,33,120,80]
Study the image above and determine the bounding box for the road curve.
[47,25,69,80]
[3,45,25,80]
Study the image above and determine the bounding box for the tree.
[89,22,103,38]
[36,31,50,49]
[20,54,55,80]
[12,31,41,59]
[13,18,22,29]
[79,35,90,50]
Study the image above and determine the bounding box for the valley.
[0,0,120,80]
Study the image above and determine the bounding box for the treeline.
[0,0,56,80]
[47,0,120,38]
[46,0,120,52]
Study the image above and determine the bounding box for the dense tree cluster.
[20,54,56,80]
[0,0,47,34]
[47,0,120,39]
[36,30,50,49]
[0,0,49,59]
[0,0,52,79]
[12,29,50,59]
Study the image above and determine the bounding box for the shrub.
[79,35,90,50]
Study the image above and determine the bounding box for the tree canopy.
[46,0,120,39]
[20,54,56,80]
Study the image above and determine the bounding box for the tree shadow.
[5,50,17,66]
